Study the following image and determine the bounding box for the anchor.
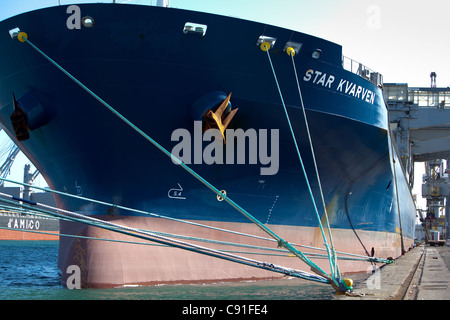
[202,93,238,143]
[10,93,30,141]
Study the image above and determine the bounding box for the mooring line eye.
[217,190,226,201]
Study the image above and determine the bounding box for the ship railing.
[407,88,450,109]
[0,209,57,219]
[384,83,450,109]
[342,56,383,87]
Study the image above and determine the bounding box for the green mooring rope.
[262,43,339,286]
[0,193,329,284]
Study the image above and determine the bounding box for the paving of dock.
[336,243,450,300]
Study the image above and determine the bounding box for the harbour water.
[0,240,337,300]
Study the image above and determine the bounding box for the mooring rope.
[0,224,391,263]
[3,175,351,261]
[0,192,329,284]
[2,177,383,264]
[0,179,392,265]
[384,94,406,255]
[287,48,340,278]
[260,42,339,287]
[1,177,282,245]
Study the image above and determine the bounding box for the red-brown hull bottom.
[58,216,413,288]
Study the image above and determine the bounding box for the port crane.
[0,126,20,186]
[385,78,450,244]
[0,126,40,191]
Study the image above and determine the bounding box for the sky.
[1,0,449,87]
[0,0,448,208]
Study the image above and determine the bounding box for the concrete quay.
[337,243,450,300]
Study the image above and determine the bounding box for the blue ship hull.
[0,4,416,287]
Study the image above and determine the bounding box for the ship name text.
[303,69,376,105]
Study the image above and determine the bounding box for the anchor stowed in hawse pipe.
[202,93,238,143]
[9,93,29,141]
[10,91,50,142]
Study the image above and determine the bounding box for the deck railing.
[342,56,383,87]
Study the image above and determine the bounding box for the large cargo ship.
[0,2,416,288]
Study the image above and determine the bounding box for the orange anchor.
[202,93,238,143]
